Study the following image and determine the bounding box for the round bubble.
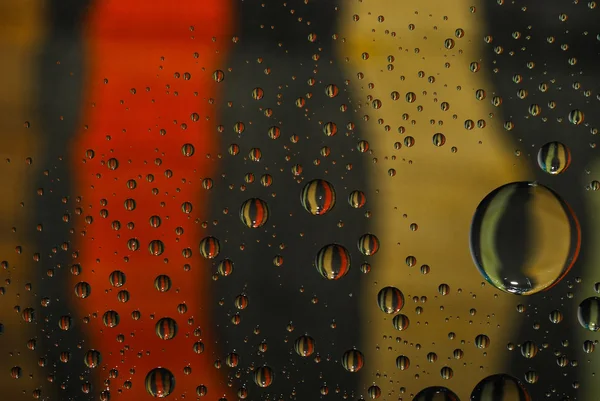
[578,297,600,331]
[155,317,178,340]
[240,198,269,228]
[84,350,101,368]
[301,179,336,216]
[470,182,580,295]
[377,286,404,314]
[537,141,571,175]
[294,335,315,357]
[315,244,351,280]
[254,365,274,388]
[471,374,529,401]
[145,367,175,398]
[341,349,364,372]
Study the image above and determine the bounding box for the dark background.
[2,0,598,400]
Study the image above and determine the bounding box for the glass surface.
[1,1,599,400]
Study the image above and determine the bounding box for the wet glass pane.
[1,0,598,400]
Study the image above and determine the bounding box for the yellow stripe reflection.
[337,0,538,399]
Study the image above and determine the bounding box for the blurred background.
[1,0,598,400]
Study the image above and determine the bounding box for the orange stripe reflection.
[71,0,233,398]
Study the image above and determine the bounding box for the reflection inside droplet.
[470,182,580,295]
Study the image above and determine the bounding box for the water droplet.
[145,367,175,398]
[470,182,580,295]
[537,142,571,175]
